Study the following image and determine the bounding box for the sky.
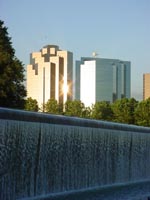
[0,0,150,100]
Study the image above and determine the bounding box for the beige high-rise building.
[27,45,73,109]
[143,73,150,100]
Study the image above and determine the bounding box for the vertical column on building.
[50,63,56,99]
[59,57,64,105]
[121,63,126,98]
[54,57,59,103]
[67,52,73,101]
[57,51,68,105]
[143,74,145,100]
[112,64,118,102]
[43,67,45,111]
[75,61,81,100]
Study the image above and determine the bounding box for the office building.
[27,45,73,108]
[143,73,150,100]
[75,57,131,107]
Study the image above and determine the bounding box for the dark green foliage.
[134,98,150,126]
[91,101,114,121]
[82,106,92,118]
[0,20,26,108]
[112,98,138,124]
[25,97,39,112]
[45,98,62,114]
[64,100,85,117]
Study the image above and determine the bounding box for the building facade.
[143,73,150,100]
[75,57,131,107]
[27,45,73,108]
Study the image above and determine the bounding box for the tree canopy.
[91,101,114,121]
[134,98,150,126]
[112,98,138,124]
[0,20,26,108]
[25,97,39,112]
[45,98,62,114]
[64,100,85,117]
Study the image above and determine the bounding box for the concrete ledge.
[0,107,150,133]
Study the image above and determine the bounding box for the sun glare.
[63,84,68,94]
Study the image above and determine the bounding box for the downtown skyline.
[0,0,150,100]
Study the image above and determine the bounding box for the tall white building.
[80,60,96,106]
[75,57,131,107]
[27,45,73,109]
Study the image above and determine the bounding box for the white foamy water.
[1,108,150,200]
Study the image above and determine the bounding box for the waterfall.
[0,108,150,200]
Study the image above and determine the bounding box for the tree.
[134,98,150,127]
[112,98,138,124]
[91,101,114,121]
[64,100,85,117]
[82,106,92,118]
[45,98,62,114]
[0,20,26,108]
[25,97,39,112]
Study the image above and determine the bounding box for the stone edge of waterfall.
[0,107,150,133]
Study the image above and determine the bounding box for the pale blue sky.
[0,0,150,100]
